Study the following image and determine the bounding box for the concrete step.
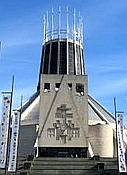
[31,165,94,170]
[33,157,117,164]
[30,166,117,171]
[32,161,95,166]
[34,157,91,161]
[32,161,117,167]
[28,157,118,175]
[29,169,102,174]
[34,157,117,161]
[30,173,101,175]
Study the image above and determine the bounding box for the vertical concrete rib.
[48,42,52,74]
[81,15,85,75]
[41,14,46,74]
[79,12,84,75]
[46,11,49,42]
[66,7,69,75]
[73,8,77,75]
[51,7,54,40]
[48,8,54,74]
[43,14,46,45]
[41,44,46,74]
[57,6,61,74]
[81,15,83,45]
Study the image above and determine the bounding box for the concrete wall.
[88,124,113,157]
[38,74,88,148]
[18,124,37,157]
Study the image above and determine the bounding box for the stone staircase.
[0,157,119,175]
[28,157,118,175]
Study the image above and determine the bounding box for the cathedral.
[15,8,127,160]
[1,8,127,164]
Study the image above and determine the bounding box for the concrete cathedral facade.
[2,8,127,159]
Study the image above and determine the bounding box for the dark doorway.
[38,147,88,158]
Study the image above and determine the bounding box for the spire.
[73,8,76,40]
[43,14,46,44]
[51,7,54,40]
[79,11,81,41]
[46,10,49,42]
[67,7,69,75]
[66,7,69,38]
[81,15,83,44]
[58,6,61,39]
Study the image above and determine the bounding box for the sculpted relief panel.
[47,104,80,144]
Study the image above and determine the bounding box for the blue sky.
[0,0,127,124]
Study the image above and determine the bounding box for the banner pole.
[114,97,119,173]
[5,75,14,174]
[16,95,23,173]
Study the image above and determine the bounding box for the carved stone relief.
[47,104,80,144]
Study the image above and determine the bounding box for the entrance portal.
[38,147,88,158]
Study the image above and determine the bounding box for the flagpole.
[16,95,23,173]
[114,97,119,173]
[5,75,14,174]
[114,98,126,173]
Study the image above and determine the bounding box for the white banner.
[0,95,11,168]
[8,111,20,172]
[117,114,127,173]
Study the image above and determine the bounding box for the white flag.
[0,95,11,168]
[117,114,127,172]
[8,111,20,172]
